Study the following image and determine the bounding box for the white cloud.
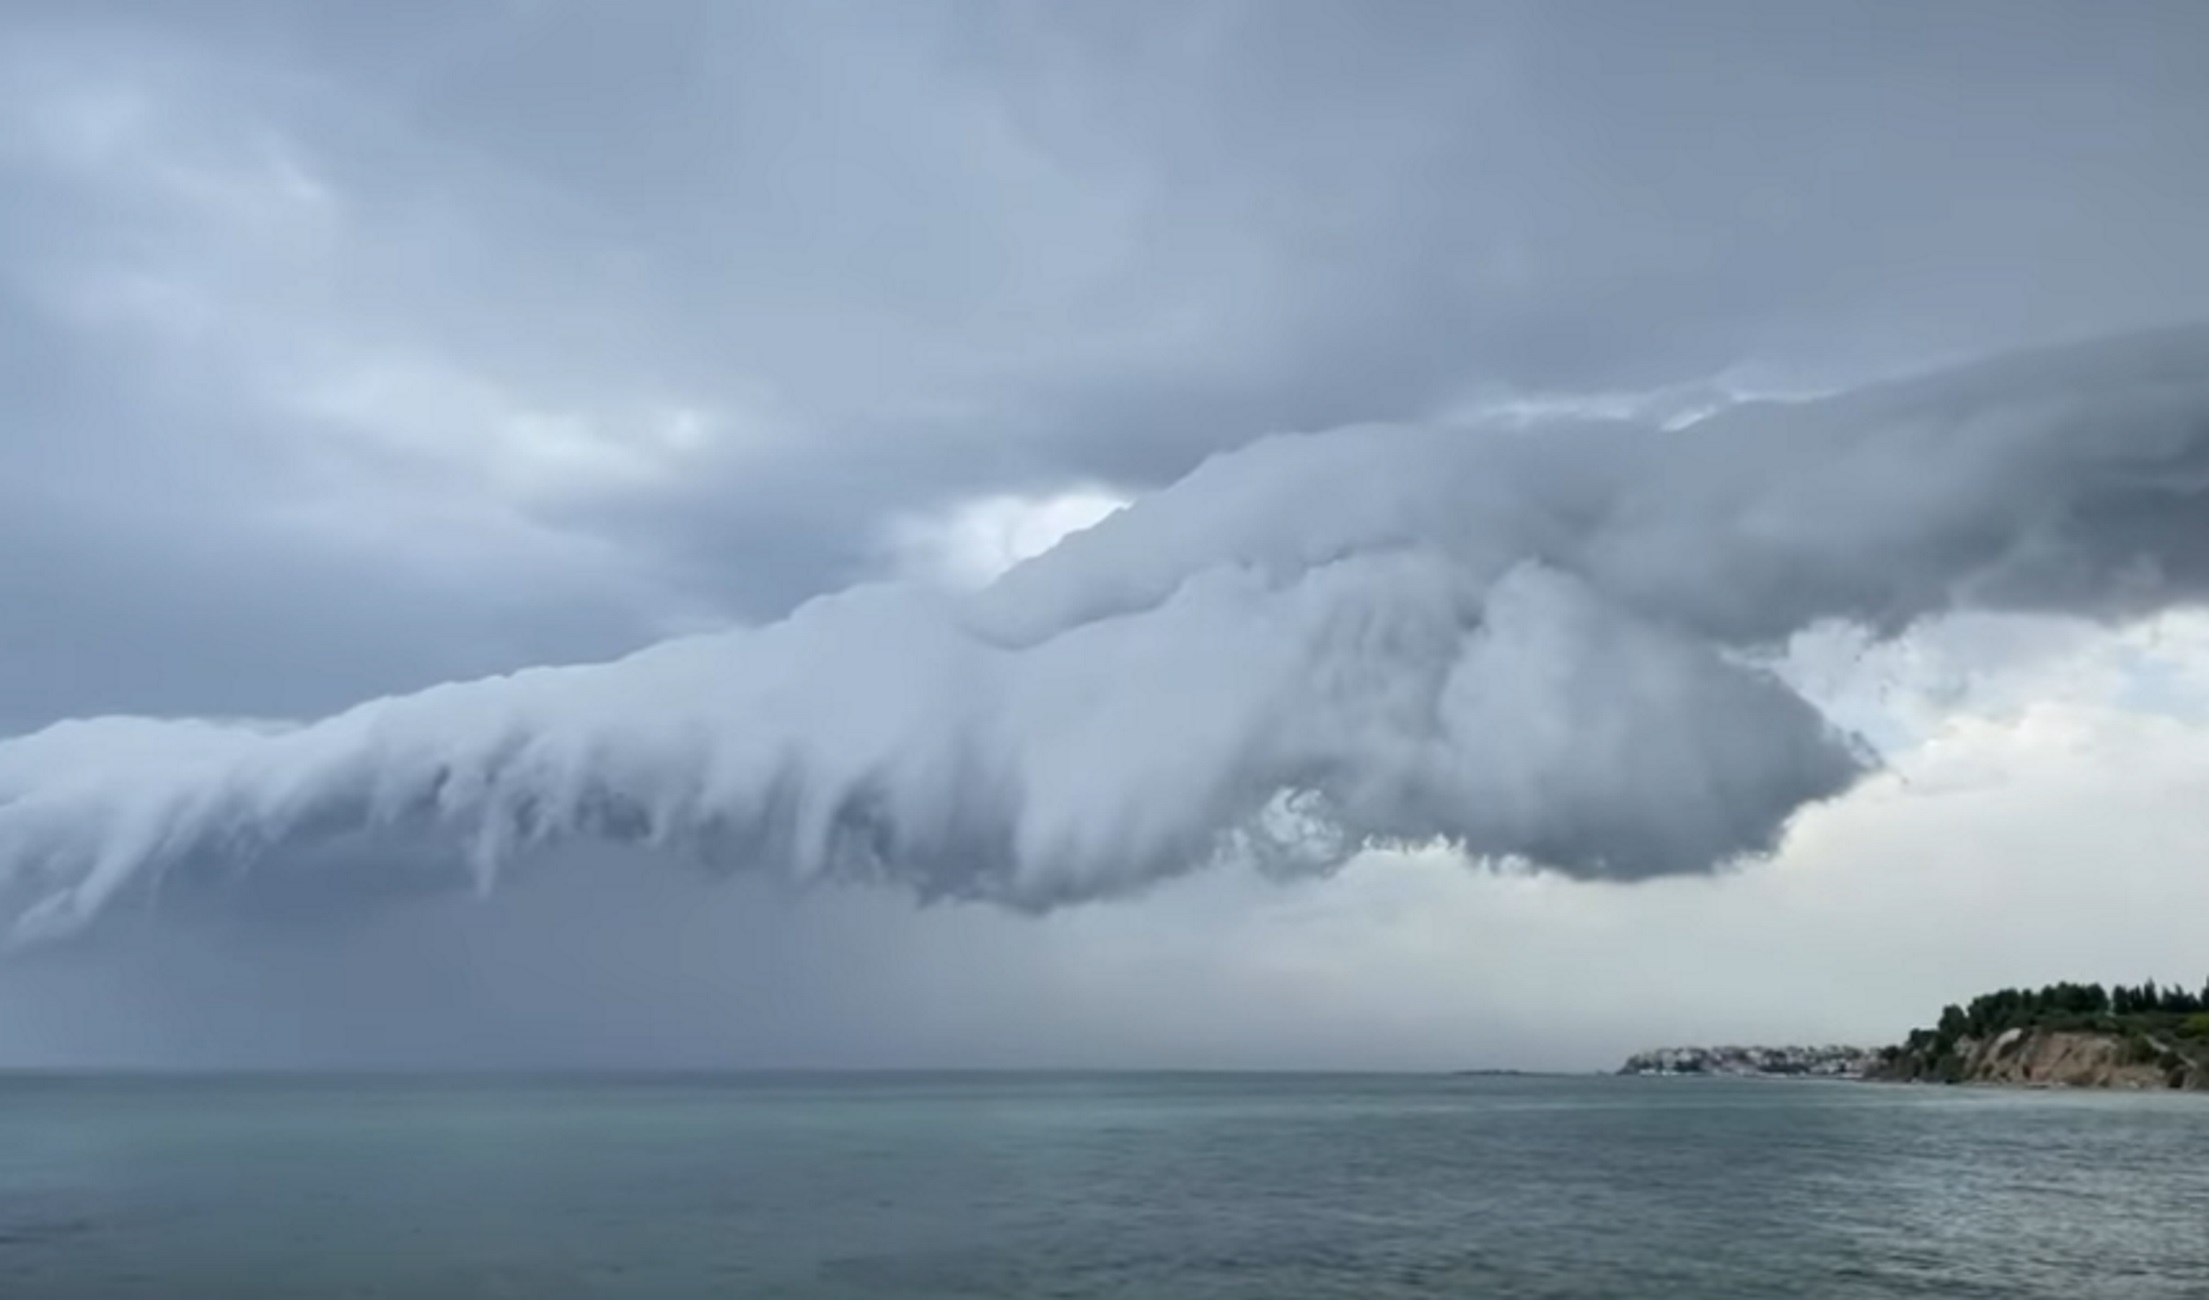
[285,356,727,503]
[5,3,2209,1069]
[1001,612,2209,1070]
[885,486,1129,588]
[6,328,2207,945]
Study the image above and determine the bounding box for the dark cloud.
[4,325,2206,944]
[7,2,2209,731]
[5,2,2209,1063]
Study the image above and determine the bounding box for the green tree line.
[1938,979,2209,1038]
[1887,978,2209,1080]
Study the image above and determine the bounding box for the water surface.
[1,1072,2204,1297]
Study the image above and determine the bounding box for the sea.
[0,1071,2204,1298]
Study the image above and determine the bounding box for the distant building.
[1618,1045,1876,1078]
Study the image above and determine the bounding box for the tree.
[1937,1004,1968,1047]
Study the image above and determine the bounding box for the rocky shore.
[1869,1026,2209,1090]
[1616,1033,2209,1089]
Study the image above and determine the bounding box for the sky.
[2,0,2209,1070]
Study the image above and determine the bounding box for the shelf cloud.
[4,325,2204,944]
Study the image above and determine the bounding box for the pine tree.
[1937,1004,1968,1048]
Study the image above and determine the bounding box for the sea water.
[1,1072,2204,1298]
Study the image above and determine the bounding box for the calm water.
[0,1072,2204,1298]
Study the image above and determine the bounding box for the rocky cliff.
[1873,1027,2209,1090]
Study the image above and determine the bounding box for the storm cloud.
[7,3,2209,723]
[4,325,2206,940]
[5,3,2209,1064]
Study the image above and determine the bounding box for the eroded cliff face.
[1879,1028,2209,1090]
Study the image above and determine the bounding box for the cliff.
[1872,1026,2209,1090]
[1619,982,2209,1089]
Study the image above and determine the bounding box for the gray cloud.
[3,325,2205,941]
[9,629,2209,1073]
[5,3,2209,1062]
[7,3,2209,729]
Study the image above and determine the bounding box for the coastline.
[1623,1028,2208,1092]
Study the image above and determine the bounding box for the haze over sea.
[1,1072,2203,1299]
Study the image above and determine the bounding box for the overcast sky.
[3,0,2208,1070]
